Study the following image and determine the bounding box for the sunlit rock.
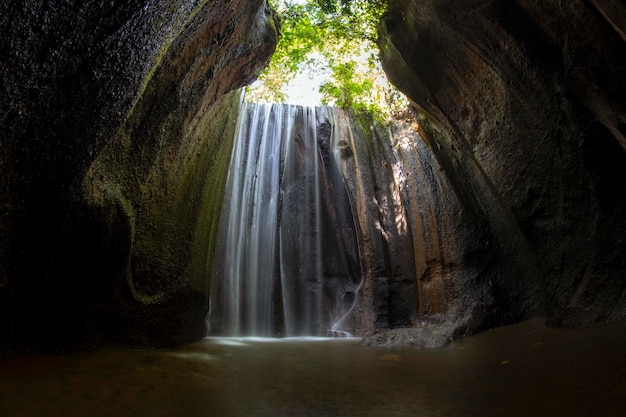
[379,0,626,336]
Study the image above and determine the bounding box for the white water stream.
[209,102,363,337]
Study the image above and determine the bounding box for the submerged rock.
[362,318,456,349]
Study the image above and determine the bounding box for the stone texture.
[1,0,625,353]
[341,111,533,346]
[0,0,277,352]
[332,112,420,335]
[377,0,626,341]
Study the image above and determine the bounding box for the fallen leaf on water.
[378,354,402,362]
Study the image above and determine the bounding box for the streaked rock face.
[378,0,626,338]
[0,0,277,352]
[1,0,625,353]
[340,111,534,346]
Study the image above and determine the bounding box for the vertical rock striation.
[377,0,626,340]
[209,104,366,337]
[0,0,277,352]
[2,0,624,352]
[341,111,522,346]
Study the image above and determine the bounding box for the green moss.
[187,91,242,295]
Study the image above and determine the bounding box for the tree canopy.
[246,0,407,120]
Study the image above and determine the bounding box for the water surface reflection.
[1,319,624,416]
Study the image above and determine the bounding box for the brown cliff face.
[2,0,624,352]
[341,111,538,347]
[0,1,277,352]
[378,0,626,338]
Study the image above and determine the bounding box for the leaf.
[249,0,408,121]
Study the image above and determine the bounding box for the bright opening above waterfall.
[245,0,409,117]
[279,65,327,106]
[249,60,328,106]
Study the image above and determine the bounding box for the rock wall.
[2,0,624,352]
[339,111,539,347]
[332,112,420,335]
[378,0,626,340]
[0,1,277,352]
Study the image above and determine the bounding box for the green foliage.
[319,61,374,109]
[247,0,407,121]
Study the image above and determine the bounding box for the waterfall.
[209,103,363,337]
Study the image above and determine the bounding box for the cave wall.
[379,0,626,335]
[0,0,277,352]
[2,0,624,352]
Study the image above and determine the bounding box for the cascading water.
[209,101,364,337]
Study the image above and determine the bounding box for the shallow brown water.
[1,318,624,417]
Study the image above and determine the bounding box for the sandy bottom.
[0,318,624,417]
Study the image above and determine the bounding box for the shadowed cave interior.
[0,0,625,416]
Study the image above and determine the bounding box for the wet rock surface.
[1,0,625,353]
[0,1,277,352]
[379,0,626,337]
